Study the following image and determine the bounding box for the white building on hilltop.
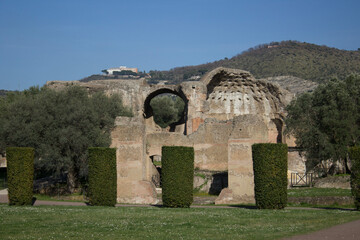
[104,66,138,75]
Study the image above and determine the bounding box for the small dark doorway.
[209,172,228,195]
[150,155,162,188]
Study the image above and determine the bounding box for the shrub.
[162,146,194,208]
[6,147,34,205]
[349,146,360,210]
[252,143,288,209]
[88,147,117,206]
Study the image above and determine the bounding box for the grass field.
[34,192,86,202]
[288,187,352,197]
[1,204,359,240]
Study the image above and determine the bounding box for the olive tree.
[0,86,131,192]
[285,75,360,174]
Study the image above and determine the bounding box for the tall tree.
[0,86,131,192]
[285,75,360,174]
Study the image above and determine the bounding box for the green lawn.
[1,205,359,240]
[288,187,352,197]
[34,192,86,202]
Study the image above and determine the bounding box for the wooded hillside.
[149,41,360,84]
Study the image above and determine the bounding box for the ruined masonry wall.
[46,67,301,205]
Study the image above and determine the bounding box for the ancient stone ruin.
[47,67,305,204]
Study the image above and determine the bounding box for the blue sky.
[1,0,360,90]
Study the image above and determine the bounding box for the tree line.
[0,86,131,192]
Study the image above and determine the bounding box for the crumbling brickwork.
[47,67,303,204]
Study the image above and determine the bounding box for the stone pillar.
[215,115,268,204]
[111,117,157,204]
[180,81,207,135]
[215,139,255,204]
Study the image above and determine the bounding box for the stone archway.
[103,67,295,205]
[143,88,188,134]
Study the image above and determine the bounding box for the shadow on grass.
[231,204,258,209]
[151,204,190,208]
[312,206,358,212]
[151,204,258,209]
[228,205,357,211]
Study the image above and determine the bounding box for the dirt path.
[282,219,360,240]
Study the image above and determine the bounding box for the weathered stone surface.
[47,67,301,204]
[215,188,255,204]
[259,76,318,95]
[0,154,6,168]
[194,175,209,190]
[313,176,351,189]
[117,180,158,204]
[193,171,228,194]
[288,149,307,174]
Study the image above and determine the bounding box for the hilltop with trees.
[0,90,11,97]
[77,41,360,89]
[147,41,360,84]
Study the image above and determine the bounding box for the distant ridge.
[0,90,11,97]
[148,41,360,84]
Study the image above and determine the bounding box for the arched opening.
[143,88,188,134]
[273,119,283,143]
[268,119,283,143]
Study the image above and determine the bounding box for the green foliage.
[34,192,85,202]
[150,94,185,128]
[288,187,351,198]
[81,71,147,82]
[0,89,13,97]
[252,143,288,209]
[349,146,360,210]
[6,147,34,205]
[88,148,117,206]
[162,146,194,208]
[285,75,360,171]
[147,41,360,84]
[2,205,360,240]
[0,86,131,192]
[113,70,137,76]
[79,74,120,82]
[152,160,161,166]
